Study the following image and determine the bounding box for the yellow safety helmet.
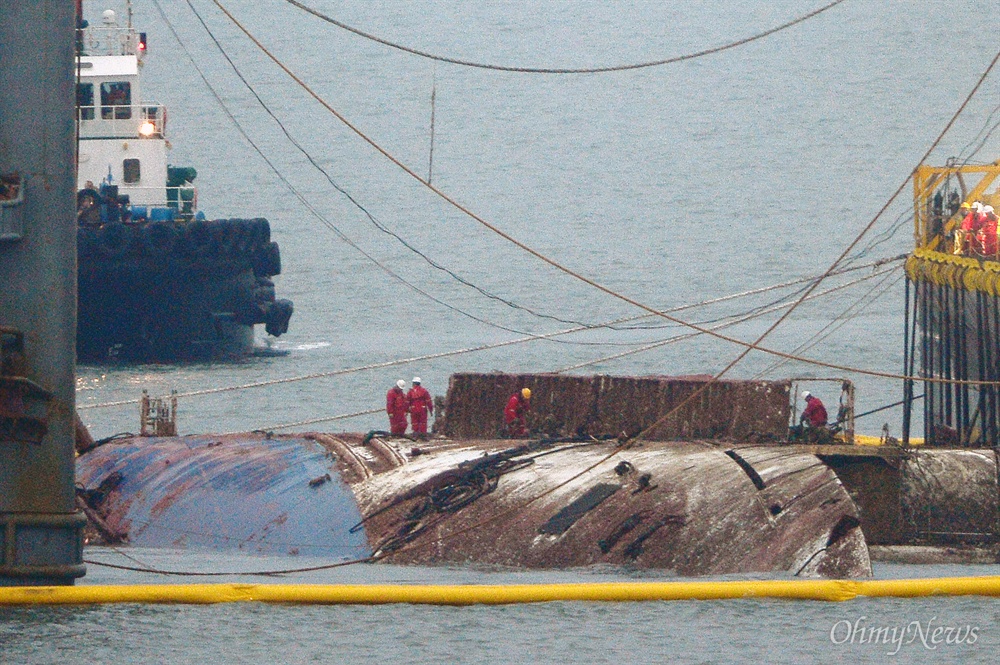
[960,201,972,209]
[521,388,531,399]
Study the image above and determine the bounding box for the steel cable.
[281,0,848,74]
[212,0,1000,386]
[77,258,904,411]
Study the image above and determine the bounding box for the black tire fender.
[142,222,178,256]
[184,219,214,257]
[253,241,282,277]
[251,218,271,247]
[98,222,129,258]
[212,219,237,257]
[264,298,293,336]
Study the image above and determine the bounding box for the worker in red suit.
[959,202,979,232]
[964,202,988,254]
[504,387,532,437]
[407,376,433,438]
[386,379,409,435]
[800,391,828,429]
[978,205,999,257]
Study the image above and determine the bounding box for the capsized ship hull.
[76,432,872,578]
[75,433,368,558]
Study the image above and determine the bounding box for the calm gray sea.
[42,0,1000,662]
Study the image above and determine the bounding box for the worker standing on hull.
[386,379,409,436]
[801,391,828,429]
[504,388,532,438]
[407,377,433,439]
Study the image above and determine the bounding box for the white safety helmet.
[396,379,406,390]
[412,377,421,384]
[984,205,996,215]
[802,390,811,399]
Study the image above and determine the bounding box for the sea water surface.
[25,0,1000,662]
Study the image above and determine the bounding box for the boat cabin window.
[77,83,95,120]
[100,81,131,119]
[123,159,141,184]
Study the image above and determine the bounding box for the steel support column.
[0,1,85,585]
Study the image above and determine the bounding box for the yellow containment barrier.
[3,577,1000,606]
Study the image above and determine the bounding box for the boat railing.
[78,25,142,58]
[123,185,198,219]
[78,103,166,139]
[913,161,1000,254]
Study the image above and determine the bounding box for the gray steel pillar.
[0,0,86,585]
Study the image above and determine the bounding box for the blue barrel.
[149,207,175,222]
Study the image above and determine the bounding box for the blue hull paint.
[76,434,370,559]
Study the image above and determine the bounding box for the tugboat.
[74,3,293,361]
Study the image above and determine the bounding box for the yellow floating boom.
[3,577,1000,606]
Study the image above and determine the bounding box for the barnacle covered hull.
[353,438,871,577]
[76,432,872,578]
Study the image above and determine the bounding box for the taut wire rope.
[281,0,848,74]
[209,0,1000,386]
[76,257,904,411]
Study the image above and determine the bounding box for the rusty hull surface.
[350,437,871,578]
[75,433,369,559]
[900,449,1000,544]
[441,373,791,441]
[76,431,872,577]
